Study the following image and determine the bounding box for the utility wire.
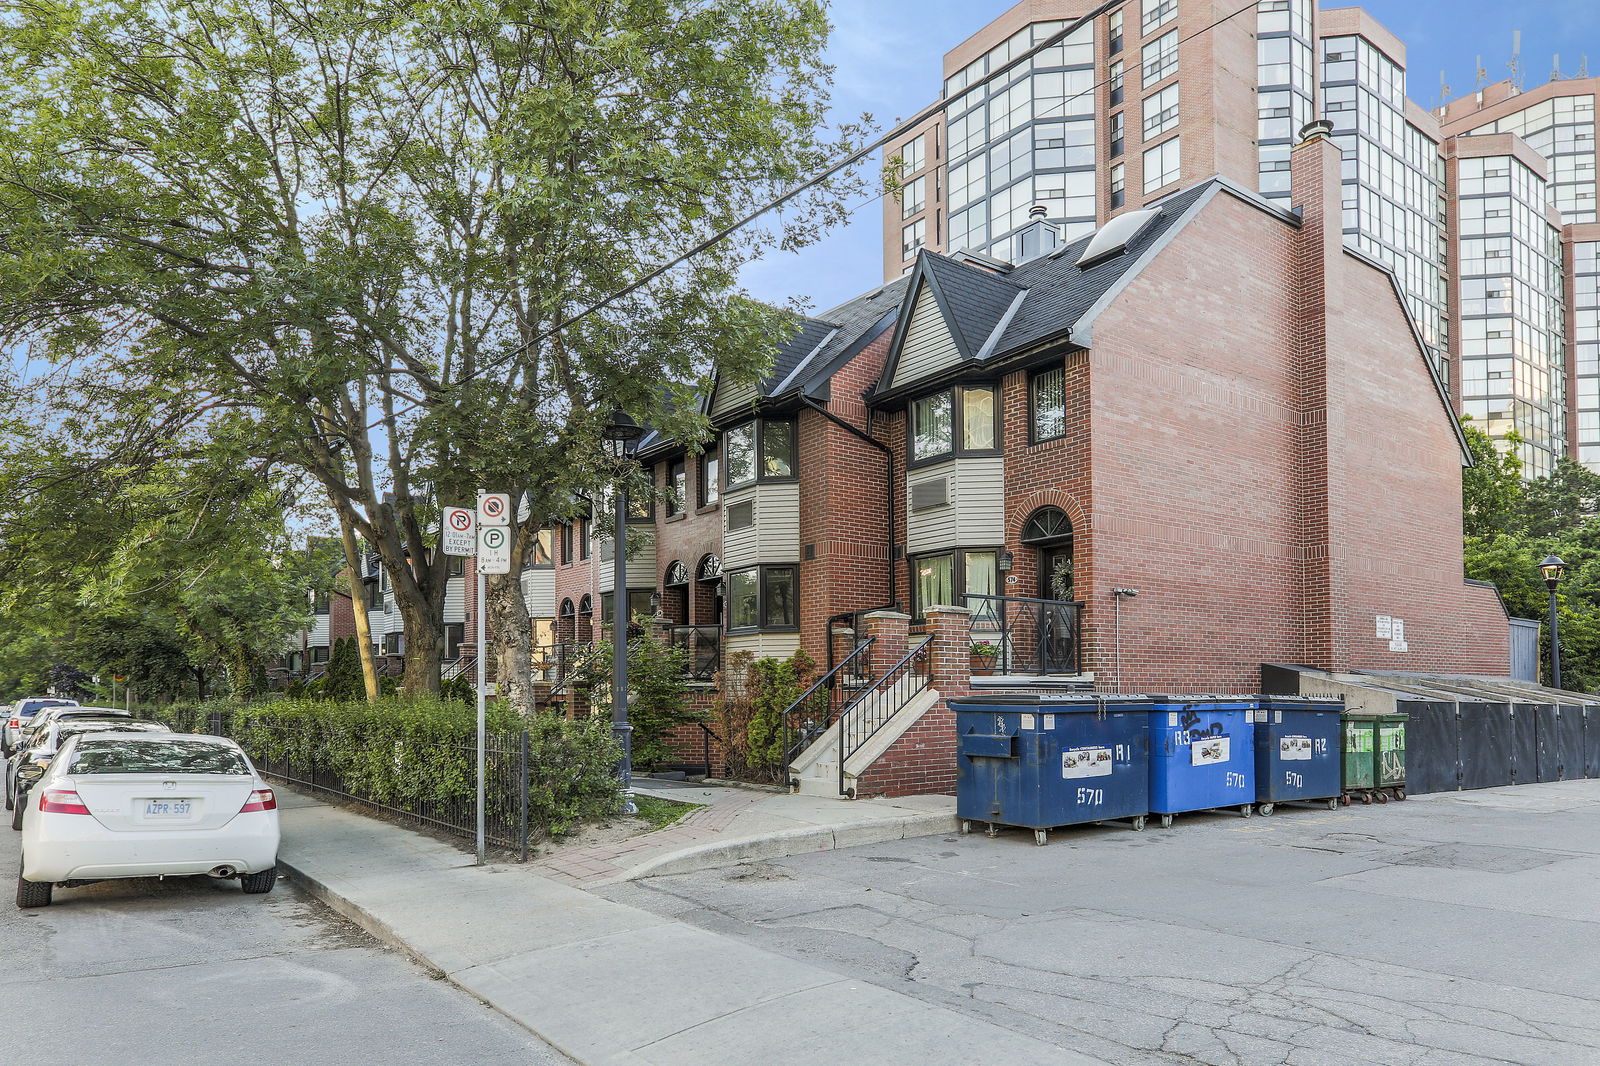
[368,0,1262,430]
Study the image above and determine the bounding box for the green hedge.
[147,697,622,842]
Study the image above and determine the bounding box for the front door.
[1037,545,1075,673]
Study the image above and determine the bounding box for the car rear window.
[69,740,249,776]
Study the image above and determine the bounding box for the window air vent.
[912,477,950,512]
[728,501,755,530]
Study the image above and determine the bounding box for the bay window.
[909,384,999,463]
[912,549,1000,618]
[724,418,797,489]
[727,565,799,631]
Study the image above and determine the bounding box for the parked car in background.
[2,699,78,757]
[8,719,172,826]
[17,733,280,908]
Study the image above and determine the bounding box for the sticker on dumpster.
[1191,736,1231,766]
[1043,714,1055,730]
[1063,746,1114,779]
[1020,713,1036,731]
[1168,712,1179,726]
[1280,735,1313,761]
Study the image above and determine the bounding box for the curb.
[611,810,960,882]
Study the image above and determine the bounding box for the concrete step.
[795,774,849,798]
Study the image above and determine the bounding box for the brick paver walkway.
[528,790,765,886]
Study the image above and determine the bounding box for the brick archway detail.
[1008,490,1089,542]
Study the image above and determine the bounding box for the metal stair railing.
[835,636,934,798]
[780,639,877,779]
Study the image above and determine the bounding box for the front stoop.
[790,686,944,798]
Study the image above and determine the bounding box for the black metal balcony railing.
[668,625,722,682]
[966,594,1084,676]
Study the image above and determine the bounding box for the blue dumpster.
[1252,697,1343,815]
[1147,697,1256,825]
[953,696,1150,845]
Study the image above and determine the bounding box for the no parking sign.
[442,507,475,556]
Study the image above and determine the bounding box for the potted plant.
[970,640,1001,676]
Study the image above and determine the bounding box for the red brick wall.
[653,457,723,627]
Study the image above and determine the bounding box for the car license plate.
[144,799,193,817]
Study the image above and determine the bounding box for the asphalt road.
[603,780,1600,1066]
[0,806,571,1066]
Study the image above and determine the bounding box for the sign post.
[473,491,513,865]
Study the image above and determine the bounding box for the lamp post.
[1540,555,1566,690]
[604,411,645,814]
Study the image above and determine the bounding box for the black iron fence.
[837,637,932,797]
[205,712,533,861]
[967,594,1083,676]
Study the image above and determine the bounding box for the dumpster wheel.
[1360,791,1373,804]
[1374,790,1389,804]
[960,820,972,835]
[1257,803,1275,817]
[1033,829,1048,847]
[1132,815,1146,832]
[1394,787,1407,801]
[1239,804,1253,818]
[1158,814,1174,828]
[1326,797,1339,811]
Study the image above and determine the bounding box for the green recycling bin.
[1340,713,1377,803]
[1375,714,1408,801]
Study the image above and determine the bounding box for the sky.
[738,0,1600,314]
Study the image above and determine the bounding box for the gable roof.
[873,181,1217,401]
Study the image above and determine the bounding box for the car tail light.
[39,790,91,815]
[6,717,17,731]
[240,789,277,813]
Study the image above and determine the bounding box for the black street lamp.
[1540,554,1566,690]
[603,411,645,814]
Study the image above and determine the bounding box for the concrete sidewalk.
[529,778,957,886]
[275,787,1103,1066]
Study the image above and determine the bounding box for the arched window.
[665,560,690,586]
[697,553,722,582]
[559,598,575,618]
[1020,506,1073,545]
[577,594,592,615]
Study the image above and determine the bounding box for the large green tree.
[0,0,859,705]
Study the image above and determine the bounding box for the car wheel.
[16,861,51,909]
[240,866,278,895]
[10,798,22,831]
[4,781,12,812]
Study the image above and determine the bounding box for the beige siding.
[723,482,800,570]
[905,454,1006,554]
[309,614,330,646]
[726,632,802,661]
[890,285,964,390]
[710,374,759,419]
[444,574,466,624]
[520,568,556,618]
[597,533,656,592]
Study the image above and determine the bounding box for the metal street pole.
[1548,585,1563,691]
[476,537,487,865]
[613,485,636,815]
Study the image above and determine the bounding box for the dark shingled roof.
[878,181,1219,398]
[920,252,1022,357]
[787,274,911,398]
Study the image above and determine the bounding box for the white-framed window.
[898,135,925,177]
[901,175,926,220]
[902,218,927,261]
[1143,137,1180,193]
[1142,31,1178,87]
[1141,0,1176,36]
[1142,83,1179,139]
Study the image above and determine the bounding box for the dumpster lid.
[950,694,1152,709]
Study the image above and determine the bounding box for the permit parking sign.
[478,525,512,574]
[442,507,475,556]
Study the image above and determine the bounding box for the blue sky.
[739,0,1600,313]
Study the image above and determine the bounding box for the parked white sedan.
[17,733,280,908]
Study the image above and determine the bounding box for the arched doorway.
[696,554,723,628]
[1019,506,1077,674]
[663,560,690,625]
[1021,506,1074,601]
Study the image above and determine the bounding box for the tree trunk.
[489,570,535,716]
[335,509,381,703]
[398,595,444,695]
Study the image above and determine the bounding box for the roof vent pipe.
[1298,119,1335,143]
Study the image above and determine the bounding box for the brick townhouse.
[532,125,1517,793]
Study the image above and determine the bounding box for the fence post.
[518,730,530,864]
[923,605,974,701]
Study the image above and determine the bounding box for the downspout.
[799,396,898,613]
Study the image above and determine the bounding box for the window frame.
[579,517,590,560]
[667,457,687,517]
[698,450,720,508]
[724,564,800,633]
[723,418,798,491]
[561,522,574,565]
[907,383,1002,467]
[1029,365,1068,444]
[909,547,1003,621]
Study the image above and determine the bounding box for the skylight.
[1075,208,1163,269]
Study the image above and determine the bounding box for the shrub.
[571,629,704,770]
[716,649,815,782]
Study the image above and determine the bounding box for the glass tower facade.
[1574,240,1600,468]
[1255,0,1316,201]
[1466,95,1598,223]
[1453,153,1566,479]
[945,21,1099,261]
[1321,34,1448,368]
